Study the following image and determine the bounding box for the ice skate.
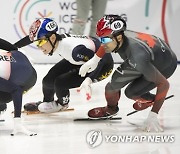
[133,99,153,111]
[88,105,119,119]
[38,101,69,113]
[11,118,37,136]
[24,101,43,112]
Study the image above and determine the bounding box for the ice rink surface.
[0,64,180,154]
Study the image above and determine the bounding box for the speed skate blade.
[25,108,74,115]
[74,117,122,121]
[12,108,74,115]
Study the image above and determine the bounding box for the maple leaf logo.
[137,33,156,48]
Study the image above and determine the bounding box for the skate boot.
[133,98,153,111]
[88,105,119,119]
[24,101,42,111]
[38,101,69,113]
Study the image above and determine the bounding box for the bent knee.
[42,75,53,88]
[124,89,137,99]
[105,82,121,92]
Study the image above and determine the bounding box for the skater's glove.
[79,54,101,77]
[77,77,92,100]
[11,117,37,136]
[141,111,163,132]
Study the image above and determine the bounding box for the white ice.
[0,64,180,154]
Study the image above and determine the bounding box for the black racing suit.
[0,39,37,117]
[42,36,113,105]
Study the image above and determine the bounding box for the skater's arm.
[0,77,23,117]
[0,38,18,50]
[14,35,33,48]
[134,55,169,114]
[79,45,106,77]
[87,53,113,81]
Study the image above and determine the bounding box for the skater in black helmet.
[79,14,177,132]
[14,18,113,113]
[0,38,37,136]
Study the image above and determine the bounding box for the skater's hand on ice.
[77,77,92,100]
[141,111,164,132]
[11,118,37,136]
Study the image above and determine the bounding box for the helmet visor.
[35,39,48,47]
[99,37,113,44]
